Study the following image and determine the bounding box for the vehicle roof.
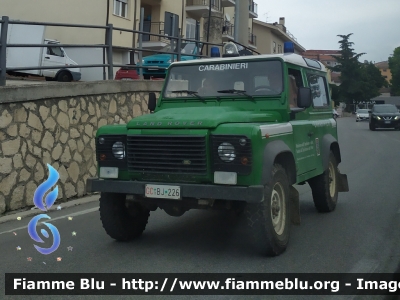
[171,53,326,72]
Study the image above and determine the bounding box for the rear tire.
[308,152,338,212]
[245,164,291,256]
[57,71,72,82]
[99,193,150,241]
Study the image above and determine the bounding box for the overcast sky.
[256,0,400,63]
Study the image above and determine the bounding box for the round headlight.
[218,142,236,162]
[112,142,125,160]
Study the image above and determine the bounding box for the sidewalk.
[0,194,99,224]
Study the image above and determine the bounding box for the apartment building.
[374,61,392,84]
[252,18,305,55]
[1,0,304,81]
[302,50,341,68]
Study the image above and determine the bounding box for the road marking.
[0,207,99,235]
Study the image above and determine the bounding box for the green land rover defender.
[86,43,349,256]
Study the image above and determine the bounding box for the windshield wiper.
[217,89,254,100]
[171,90,205,101]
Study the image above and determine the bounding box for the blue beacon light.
[210,46,221,57]
[284,42,295,54]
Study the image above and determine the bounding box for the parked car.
[356,109,369,122]
[139,42,202,79]
[369,104,400,130]
[115,64,139,80]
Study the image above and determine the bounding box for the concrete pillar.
[235,0,249,45]
[203,11,223,56]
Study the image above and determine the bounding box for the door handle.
[45,57,50,59]
[308,131,314,137]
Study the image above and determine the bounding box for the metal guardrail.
[0,13,259,86]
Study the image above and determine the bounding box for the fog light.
[100,154,106,161]
[214,171,237,185]
[241,157,248,165]
[100,167,118,178]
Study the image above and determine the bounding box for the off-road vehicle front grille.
[127,135,207,174]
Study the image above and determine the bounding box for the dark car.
[369,104,400,130]
[115,64,139,80]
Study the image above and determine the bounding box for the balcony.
[141,0,162,5]
[249,1,258,18]
[222,23,234,42]
[221,0,235,7]
[186,0,220,18]
[140,21,169,49]
[248,32,257,48]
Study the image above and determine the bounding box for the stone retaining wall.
[0,80,163,214]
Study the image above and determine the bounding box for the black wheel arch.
[321,134,341,170]
[261,140,296,186]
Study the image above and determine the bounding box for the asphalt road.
[1,116,400,300]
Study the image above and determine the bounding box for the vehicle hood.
[143,54,170,63]
[127,106,281,129]
[143,54,195,63]
[372,112,400,116]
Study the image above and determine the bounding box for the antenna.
[263,12,269,22]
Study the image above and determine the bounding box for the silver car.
[356,109,369,122]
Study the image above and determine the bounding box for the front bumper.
[86,178,264,203]
[371,118,400,128]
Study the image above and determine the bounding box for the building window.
[277,45,282,53]
[114,0,128,18]
[273,41,276,53]
[186,18,196,39]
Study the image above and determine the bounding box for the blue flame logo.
[28,164,61,255]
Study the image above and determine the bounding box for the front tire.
[245,164,291,256]
[369,123,375,131]
[99,193,150,241]
[57,71,72,82]
[308,152,338,212]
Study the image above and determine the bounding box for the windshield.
[357,109,369,113]
[164,60,283,98]
[373,105,398,113]
[159,43,198,55]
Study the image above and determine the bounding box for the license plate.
[385,120,391,124]
[145,184,181,200]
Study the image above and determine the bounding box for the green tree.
[389,47,400,96]
[359,62,388,100]
[328,34,365,106]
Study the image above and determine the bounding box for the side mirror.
[297,87,312,108]
[148,92,157,112]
